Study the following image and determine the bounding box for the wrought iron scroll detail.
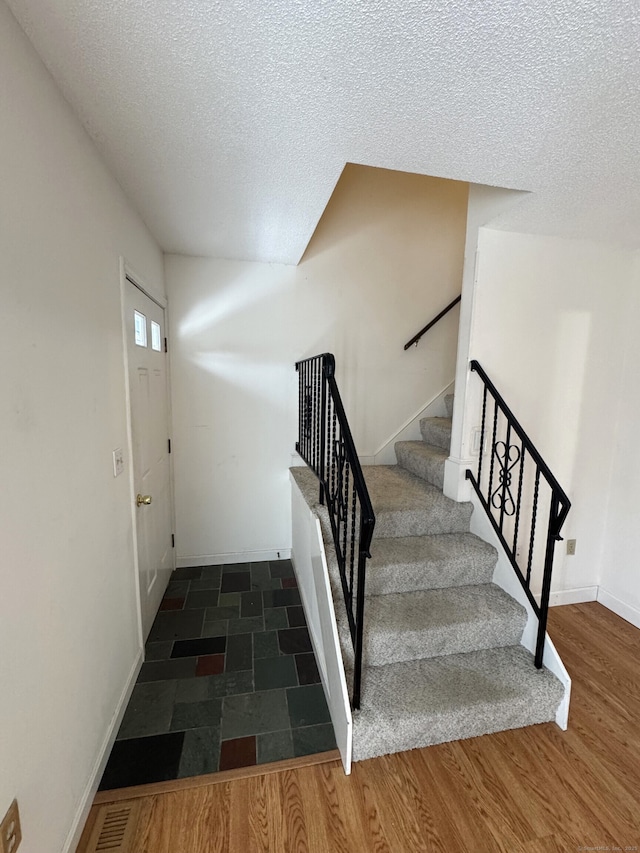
[490,441,521,517]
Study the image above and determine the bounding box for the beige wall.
[167,165,468,564]
[0,3,164,850]
[467,228,633,600]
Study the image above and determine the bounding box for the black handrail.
[404,294,461,350]
[465,360,571,667]
[295,353,375,710]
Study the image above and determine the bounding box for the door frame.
[119,257,176,648]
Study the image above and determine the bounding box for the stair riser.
[352,703,558,762]
[374,507,471,537]
[360,615,526,668]
[419,418,452,450]
[395,443,445,490]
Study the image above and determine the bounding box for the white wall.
[166,165,467,564]
[0,4,164,851]
[598,254,640,627]
[461,228,633,599]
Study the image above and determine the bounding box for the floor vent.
[84,801,141,853]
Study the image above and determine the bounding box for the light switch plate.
[112,448,125,477]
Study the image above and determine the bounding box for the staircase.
[291,394,565,764]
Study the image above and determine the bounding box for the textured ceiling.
[7,0,640,263]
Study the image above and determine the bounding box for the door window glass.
[151,321,162,352]
[134,311,147,347]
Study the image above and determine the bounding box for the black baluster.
[477,384,488,485]
[527,467,541,586]
[513,442,526,556]
[487,397,499,514]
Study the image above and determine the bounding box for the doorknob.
[136,494,152,507]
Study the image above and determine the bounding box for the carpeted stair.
[292,394,564,763]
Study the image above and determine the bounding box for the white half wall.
[0,3,164,851]
[166,166,467,563]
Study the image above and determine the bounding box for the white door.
[125,278,174,640]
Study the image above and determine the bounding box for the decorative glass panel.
[151,321,162,352]
[134,311,147,347]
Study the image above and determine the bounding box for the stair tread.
[352,645,564,761]
[291,465,473,537]
[342,583,527,667]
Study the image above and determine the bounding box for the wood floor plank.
[76,603,640,853]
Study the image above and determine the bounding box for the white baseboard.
[549,586,598,607]
[597,587,640,630]
[176,548,292,568]
[64,649,143,852]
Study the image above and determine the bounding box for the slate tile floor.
[99,560,336,790]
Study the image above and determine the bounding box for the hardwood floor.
[78,603,640,852]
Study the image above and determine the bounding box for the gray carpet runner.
[292,394,564,762]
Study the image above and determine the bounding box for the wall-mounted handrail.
[404,294,461,350]
[295,353,375,710]
[465,359,571,667]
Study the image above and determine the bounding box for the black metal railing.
[404,294,461,350]
[295,353,375,710]
[465,360,571,667]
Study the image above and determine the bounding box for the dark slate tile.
[175,671,254,703]
[185,589,220,610]
[222,563,251,574]
[287,606,306,628]
[208,670,254,698]
[282,577,298,589]
[116,681,177,740]
[262,588,301,609]
[292,723,337,757]
[250,563,272,591]
[145,641,174,662]
[287,684,331,728]
[178,726,220,778]
[225,633,252,672]
[221,690,290,739]
[241,591,263,618]
[175,676,211,704]
[220,572,251,593]
[98,732,185,790]
[278,627,312,655]
[295,653,321,686]
[205,605,239,622]
[171,636,226,659]
[171,698,223,731]
[196,654,225,676]
[219,736,256,771]
[254,656,298,691]
[148,609,205,642]
[264,608,289,631]
[138,658,197,683]
[201,620,229,638]
[228,616,264,635]
[217,592,241,607]
[173,567,202,580]
[160,597,185,611]
[269,560,295,579]
[256,729,294,764]
[253,631,280,659]
[200,565,223,583]
[189,577,222,592]
[166,580,191,597]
